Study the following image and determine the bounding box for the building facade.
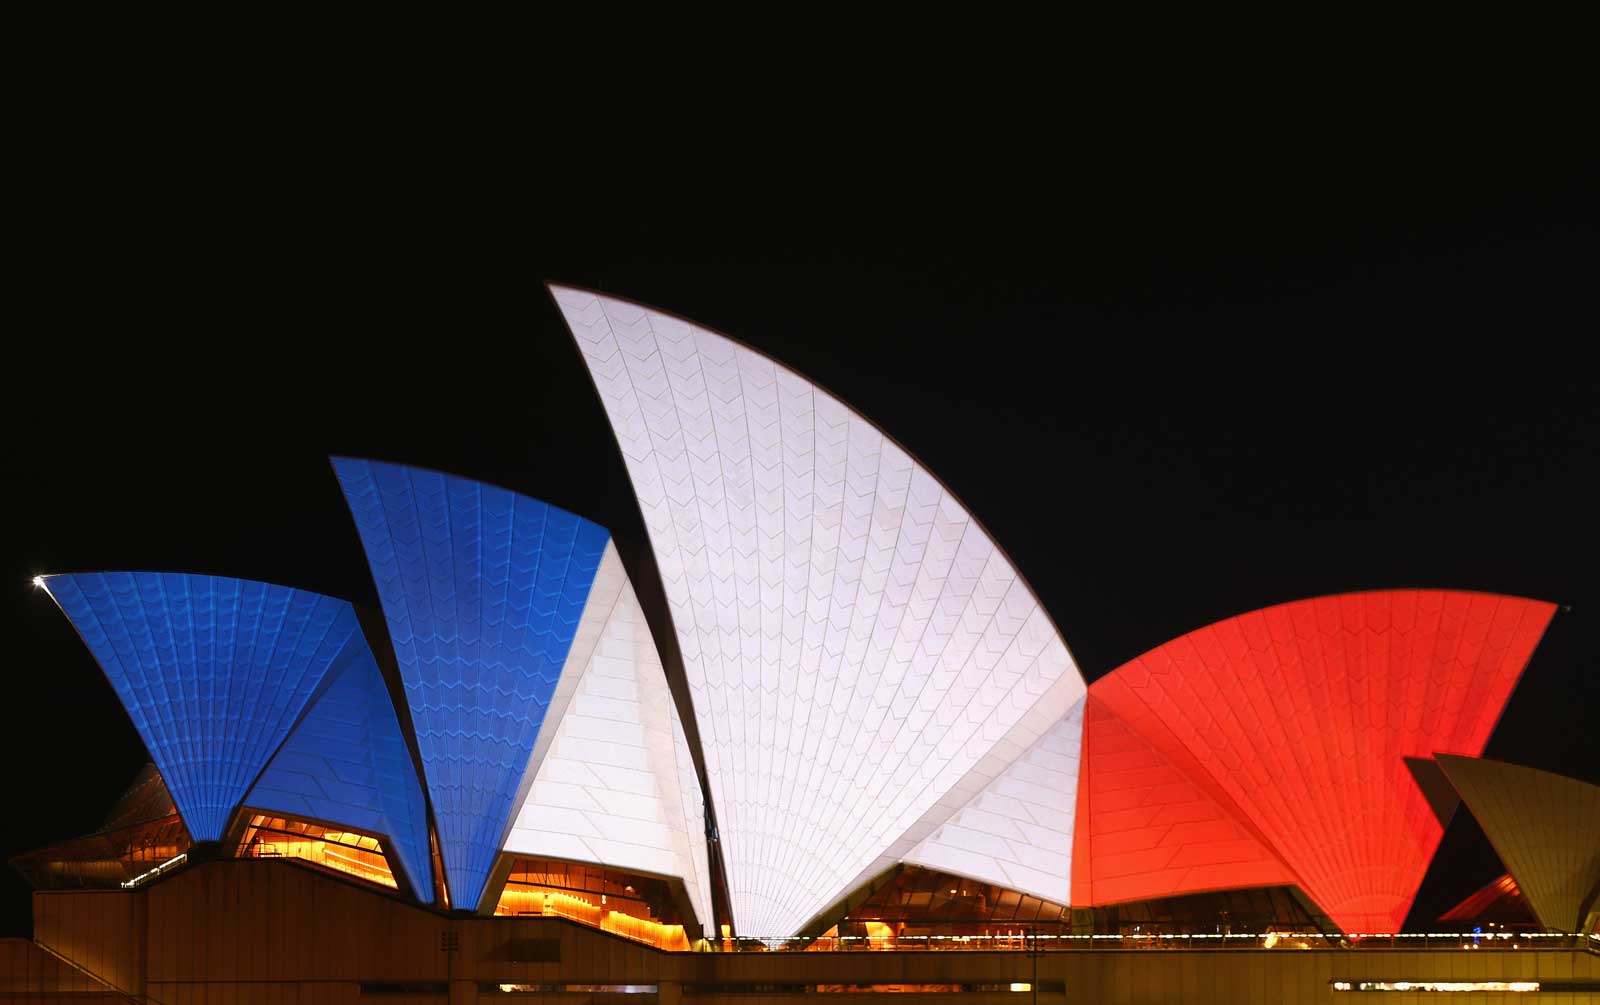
[7,288,1595,1001]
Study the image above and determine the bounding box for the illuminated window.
[799,866,1078,951]
[493,856,689,951]
[1331,980,1542,992]
[686,983,1064,994]
[806,867,1338,951]
[237,814,396,889]
[11,813,191,890]
[1089,884,1332,937]
[812,992,960,998]
[485,986,657,995]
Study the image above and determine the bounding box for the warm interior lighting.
[493,857,689,951]
[12,817,190,890]
[495,886,688,951]
[491,987,656,995]
[862,921,895,943]
[120,852,187,888]
[238,814,396,889]
[814,986,965,993]
[1333,980,1541,992]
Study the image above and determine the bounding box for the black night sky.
[3,138,1595,937]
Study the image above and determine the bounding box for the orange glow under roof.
[238,814,397,890]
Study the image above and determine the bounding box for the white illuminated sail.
[554,287,1087,936]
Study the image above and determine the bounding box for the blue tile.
[44,573,359,842]
[333,459,609,909]
[246,640,434,901]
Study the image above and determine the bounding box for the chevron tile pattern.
[1071,694,1294,906]
[553,287,1086,936]
[1435,754,1600,933]
[904,697,1085,905]
[1090,590,1555,934]
[503,542,714,929]
[670,684,715,933]
[334,459,610,909]
[102,763,177,830]
[42,573,358,841]
[246,639,434,900]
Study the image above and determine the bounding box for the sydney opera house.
[4,287,1597,1003]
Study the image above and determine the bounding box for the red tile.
[1082,591,1555,932]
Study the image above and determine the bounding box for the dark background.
[3,130,1595,937]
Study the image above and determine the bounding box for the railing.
[713,931,1600,953]
[119,852,187,889]
[500,889,691,951]
[25,939,166,1004]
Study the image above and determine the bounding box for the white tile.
[555,288,1088,936]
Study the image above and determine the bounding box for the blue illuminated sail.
[333,459,609,909]
[43,573,360,842]
[246,640,434,900]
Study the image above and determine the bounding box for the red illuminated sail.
[1081,591,1553,933]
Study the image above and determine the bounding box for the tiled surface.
[334,459,610,909]
[246,639,434,900]
[1436,754,1600,933]
[101,763,176,829]
[554,287,1086,935]
[504,542,714,928]
[1438,871,1523,922]
[1089,591,1555,933]
[905,698,1085,905]
[43,573,359,841]
[1073,694,1294,906]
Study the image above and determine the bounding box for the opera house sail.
[553,286,1092,936]
[332,460,713,931]
[9,287,1591,1004]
